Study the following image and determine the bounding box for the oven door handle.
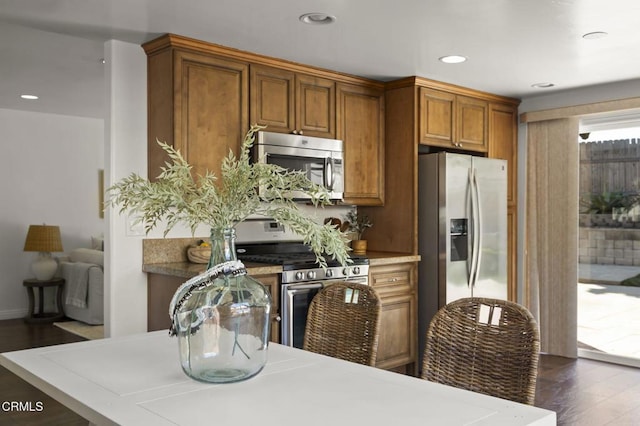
[287,282,325,291]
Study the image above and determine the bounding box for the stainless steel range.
[235,222,369,349]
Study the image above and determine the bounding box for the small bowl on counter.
[187,244,211,264]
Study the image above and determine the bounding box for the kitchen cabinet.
[419,87,488,152]
[145,34,385,206]
[147,273,183,332]
[489,102,518,205]
[252,272,281,344]
[489,102,518,299]
[147,270,281,344]
[369,262,417,375]
[337,82,385,205]
[143,36,249,180]
[250,64,335,138]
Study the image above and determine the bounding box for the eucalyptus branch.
[107,124,351,266]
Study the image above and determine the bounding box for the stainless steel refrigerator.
[418,152,508,360]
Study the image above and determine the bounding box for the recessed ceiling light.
[299,13,337,25]
[20,94,39,100]
[582,31,608,40]
[439,55,467,64]
[531,82,555,89]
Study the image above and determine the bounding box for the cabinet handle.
[299,130,304,135]
[274,315,281,322]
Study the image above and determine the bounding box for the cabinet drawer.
[370,263,415,295]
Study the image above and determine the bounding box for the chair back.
[421,297,540,405]
[303,281,381,366]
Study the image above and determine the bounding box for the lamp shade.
[23,225,63,253]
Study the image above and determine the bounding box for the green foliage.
[107,124,351,267]
[580,191,638,214]
[344,209,373,240]
[621,273,640,287]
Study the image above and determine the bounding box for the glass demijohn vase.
[169,228,271,383]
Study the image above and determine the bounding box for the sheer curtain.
[525,118,579,358]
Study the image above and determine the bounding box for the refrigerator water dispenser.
[450,218,468,261]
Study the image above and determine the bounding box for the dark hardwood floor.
[1,318,640,425]
[0,319,87,426]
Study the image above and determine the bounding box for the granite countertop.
[143,251,420,279]
[142,262,283,279]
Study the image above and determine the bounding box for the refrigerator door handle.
[472,169,483,289]
[468,167,478,289]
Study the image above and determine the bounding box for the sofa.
[58,247,104,325]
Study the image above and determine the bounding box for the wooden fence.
[580,139,640,195]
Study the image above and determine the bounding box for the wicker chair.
[421,297,540,405]
[303,281,382,366]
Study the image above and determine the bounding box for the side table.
[23,277,66,323]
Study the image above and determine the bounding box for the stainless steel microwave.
[253,131,344,201]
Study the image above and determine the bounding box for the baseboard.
[0,308,29,321]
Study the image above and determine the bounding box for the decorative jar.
[169,228,271,383]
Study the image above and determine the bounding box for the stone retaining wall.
[579,227,640,265]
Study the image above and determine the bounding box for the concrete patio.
[578,263,640,361]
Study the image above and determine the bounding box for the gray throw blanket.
[63,262,99,309]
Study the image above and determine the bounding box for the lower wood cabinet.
[147,271,281,344]
[369,262,418,375]
[251,273,281,344]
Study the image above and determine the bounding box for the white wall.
[104,40,149,337]
[103,40,214,337]
[0,109,104,319]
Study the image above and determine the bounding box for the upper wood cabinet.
[337,83,385,206]
[250,64,335,138]
[144,39,249,180]
[488,102,518,205]
[362,77,519,298]
[419,87,488,152]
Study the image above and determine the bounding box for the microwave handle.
[324,157,335,191]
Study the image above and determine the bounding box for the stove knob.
[325,269,333,278]
[352,266,361,275]
[307,271,316,280]
[295,271,304,281]
[342,267,349,276]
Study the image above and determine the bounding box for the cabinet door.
[456,95,488,152]
[489,103,518,301]
[296,73,335,138]
[337,83,385,206]
[489,103,518,204]
[376,293,416,372]
[252,273,281,344]
[370,263,417,374]
[173,50,249,180]
[250,65,295,134]
[419,87,455,147]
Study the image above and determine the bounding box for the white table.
[1,331,555,426]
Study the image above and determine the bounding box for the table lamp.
[23,224,64,281]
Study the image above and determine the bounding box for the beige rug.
[54,321,104,340]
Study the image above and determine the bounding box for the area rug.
[54,321,104,340]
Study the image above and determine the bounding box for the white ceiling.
[1,0,640,119]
